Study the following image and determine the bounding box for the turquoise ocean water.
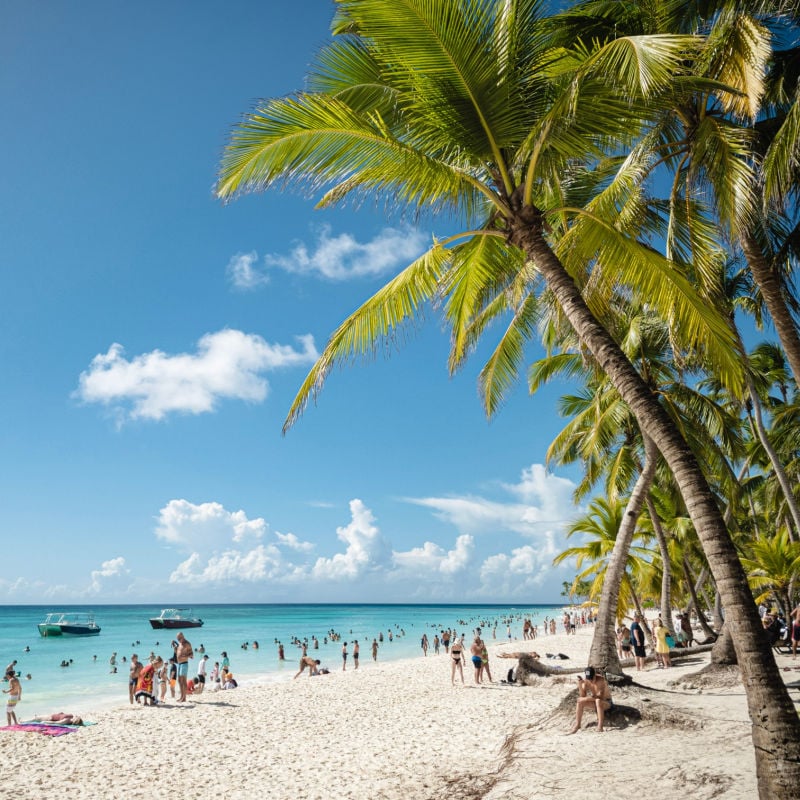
[1,604,564,717]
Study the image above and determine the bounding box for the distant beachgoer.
[158,659,168,702]
[221,652,230,673]
[433,635,440,655]
[630,614,647,671]
[175,633,194,702]
[679,613,695,647]
[169,658,178,698]
[480,639,493,683]
[654,619,672,668]
[549,619,556,635]
[342,642,348,671]
[5,660,17,676]
[421,634,429,656]
[128,655,142,705]
[3,672,21,724]
[450,638,465,686]
[372,639,378,662]
[568,666,612,734]
[353,640,359,670]
[442,630,451,653]
[294,656,321,679]
[135,657,162,705]
[470,636,483,684]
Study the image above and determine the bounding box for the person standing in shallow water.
[342,641,348,671]
[353,640,359,669]
[371,639,378,662]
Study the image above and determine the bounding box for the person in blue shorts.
[175,632,194,702]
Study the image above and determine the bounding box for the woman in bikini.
[450,637,465,685]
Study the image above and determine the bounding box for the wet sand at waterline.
[3,623,796,799]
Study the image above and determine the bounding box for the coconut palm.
[741,530,800,616]
[216,1,800,790]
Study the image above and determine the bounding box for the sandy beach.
[2,624,797,800]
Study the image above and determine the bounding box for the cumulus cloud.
[477,538,561,598]
[393,534,474,575]
[76,329,318,422]
[227,250,268,290]
[155,500,267,553]
[88,556,128,593]
[169,545,284,584]
[406,464,578,538]
[311,499,392,580]
[258,225,428,281]
[275,532,314,552]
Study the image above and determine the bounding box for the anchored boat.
[149,608,204,629]
[37,612,101,637]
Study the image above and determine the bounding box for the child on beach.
[4,671,21,724]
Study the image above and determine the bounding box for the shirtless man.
[175,633,194,702]
[568,666,612,733]
[294,656,321,678]
[128,654,142,704]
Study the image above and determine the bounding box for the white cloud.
[406,464,578,538]
[478,538,561,598]
[262,225,428,281]
[275,532,314,552]
[76,329,318,422]
[169,545,284,584]
[227,250,268,290]
[88,556,128,593]
[155,500,267,553]
[311,499,392,580]
[393,534,474,575]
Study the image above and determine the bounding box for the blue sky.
[0,0,587,604]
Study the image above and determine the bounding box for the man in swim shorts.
[175,632,194,702]
[568,666,613,734]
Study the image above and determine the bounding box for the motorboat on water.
[37,612,101,637]
[149,608,204,629]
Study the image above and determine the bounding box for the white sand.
[3,625,797,799]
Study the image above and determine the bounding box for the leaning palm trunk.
[746,381,800,538]
[514,219,800,797]
[683,559,718,641]
[645,495,675,637]
[741,231,800,383]
[588,436,658,674]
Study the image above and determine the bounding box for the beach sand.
[2,625,797,799]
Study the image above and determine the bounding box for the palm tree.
[216,2,800,791]
[742,530,800,616]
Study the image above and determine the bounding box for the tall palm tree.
[216,2,800,791]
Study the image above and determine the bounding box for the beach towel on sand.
[0,723,78,736]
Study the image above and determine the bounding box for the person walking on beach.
[450,637,465,685]
[433,634,440,655]
[128,654,142,704]
[421,633,429,656]
[175,633,194,702]
[372,638,379,661]
[353,640,359,669]
[3,670,21,724]
[442,630,451,654]
[653,619,672,668]
[342,641,348,671]
[568,666,612,734]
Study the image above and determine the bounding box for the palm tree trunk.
[645,495,675,637]
[741,231,800,382]
[746,382,800,538]
[516,222,800,797]
[683,559,717,641]
[588,436,658,674]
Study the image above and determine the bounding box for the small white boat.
[37,612,101,637]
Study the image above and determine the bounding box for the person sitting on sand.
[294,656,321,679]
[568,666,612,734]
[33,712,84,725]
